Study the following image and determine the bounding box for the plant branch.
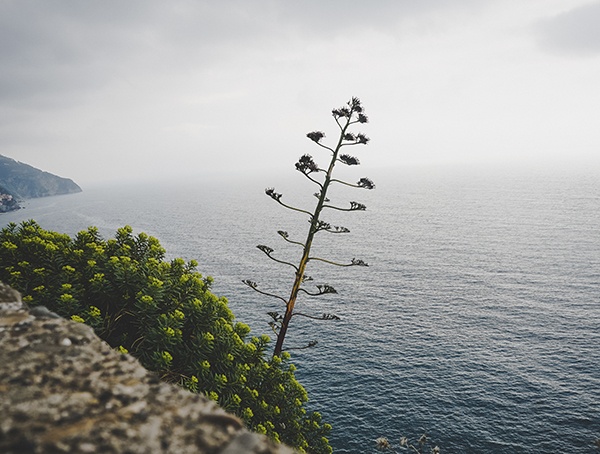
[294,312,341,321]
[330,178,359,188]
[242,280,288,304]
[313,141,335,153]
[323,201,367,211]
[284,340,319,351]
[330,177,375,190]
[300,172,324,188]
[256,245,299,271]
[313,220,349,234]
[265,188,313,217]
[277,230,304,246]
[298,284,338,296]
[308,257,369,267]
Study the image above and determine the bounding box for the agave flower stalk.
[244,97,374,356]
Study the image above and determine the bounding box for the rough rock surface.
[0,282,296,454]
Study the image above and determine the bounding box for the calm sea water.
[2,164,599,453]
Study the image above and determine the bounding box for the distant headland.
[0,155,82,213]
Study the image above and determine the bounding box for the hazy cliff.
[0,154,82,200]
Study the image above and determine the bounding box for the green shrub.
[0,220,331,453]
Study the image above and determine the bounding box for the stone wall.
[0,282,295,454]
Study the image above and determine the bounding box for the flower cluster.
[257,244,274,255]
[295,154,319,174]
[332,97,369,124]
[316,284,337,295]
[357,177,375,190]
[265,187,282,201]
[356,133,370,144]
[306,131,326,142]
[349,201,367,211]
[351,258,369,267]
[339,154,360,166]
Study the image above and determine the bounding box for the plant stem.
[273,116,352,356]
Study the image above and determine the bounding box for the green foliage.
[0,220,332,454]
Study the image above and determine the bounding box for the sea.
[2,162,599,453]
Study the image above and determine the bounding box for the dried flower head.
[339,154,360,166]
[321,313,340,320]
[332,107,351,119]
[265,187,282,201]
[295,154,319,174]
[356,133,370,144]
[350,97,362,110]
[267,311,282,322]
[349,201,367,211]
[306,131,325,142]
[357,177,375,190]
[375,437,391,450]
[316,284,338,294]
[316,220,331,231]
[332,225,350,233]
[257,244,274,255]
[242,279,257,289]
[351,258,369,266]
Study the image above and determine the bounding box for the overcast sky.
[1,0,599,186]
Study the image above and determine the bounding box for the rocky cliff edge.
[0,282,295,454]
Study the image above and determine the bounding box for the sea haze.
[2,163,599,453]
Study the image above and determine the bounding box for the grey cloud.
[0,2,152,108]
[0,1,288,110]
[536,1,600,55]
[0,0,494,107]
[264,0,494,39]
[8,0,595,186]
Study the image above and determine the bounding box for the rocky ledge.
[0,282,295,454]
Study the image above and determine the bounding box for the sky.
[1,0,599,186]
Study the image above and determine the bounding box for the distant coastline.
[0,155,81,213]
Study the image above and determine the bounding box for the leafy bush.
[0,220,331,453]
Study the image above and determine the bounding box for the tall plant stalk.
[244,97,374,356]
